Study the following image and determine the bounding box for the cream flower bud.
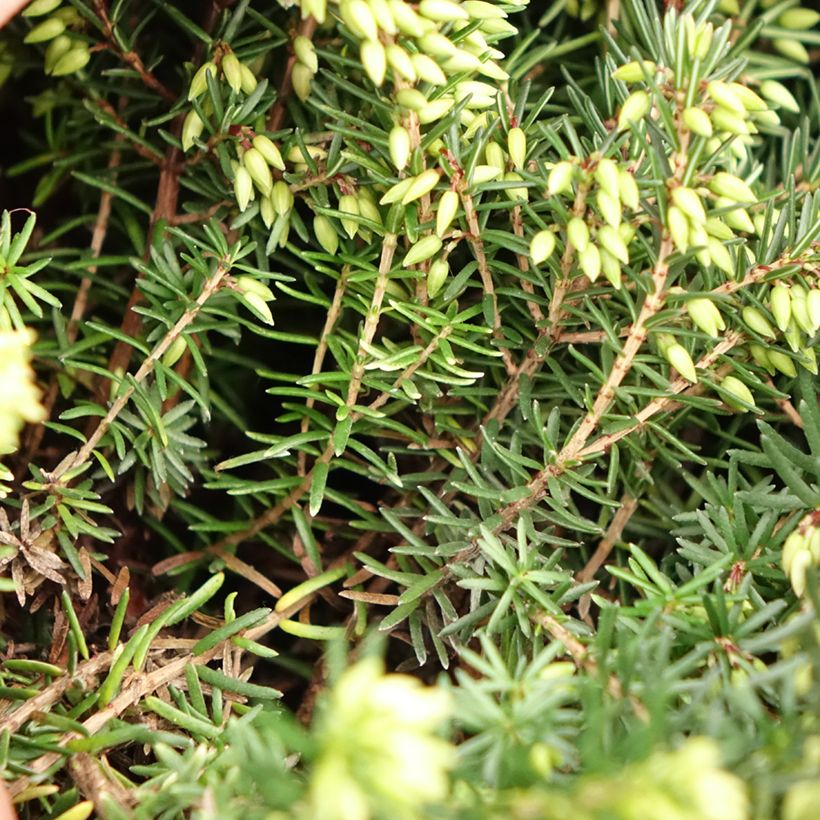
[338,194,360,239]
[671,186,706,224]
[477,60,509,82]
[705,217,734,241]
[411,53,447,85]
[715,198,755,233]
[579,243,601,282]
[770,285,793,331]
[221,52,242,93]
[484,142,506,173]
[530,230,556,265]
[503,172,528,202]
[243,291,274,325]
[239,63,257,94]
[594,158,620,198]
[294,35,319,73]
[444,50,483,73]
[759,80,799,113]
[22,0,62,16]
[419,0,469,21]
[341,0,379,40]
[687,298,725,337]
[597,190,621,228]
[707,237,735,276]
[597,225,629,264]
[507,128,527,169]
[292,62,313,101]
[418,97,455,124]
[361,40,387,86]
[51,45,91,77]
[43,34,72,74]
[252,135,285,171]
[436,190,459,237]
[260,196,275,229]
[402,169,440,205]
[243,148,273,196]
[181,110,205,151]
[617,90,650,130]
[236,276,275,302]
[470,165,502,184]
[548,161,575,196]
[768,350,797,378]
[617,169,640,210]
[388,125,411,172]
[709,172,755,203]
[379,177,414,205]
[611,60,656,83]
[789,289,813,335]
[721,375,756,411]
[396,88,427,111]
[368,0,397,33]
[567,217,589,253]
[478,17,517,36]
[314,215,340,254]
[302,0,328,23]
[711,108,749,136]
[162,335,188,368]
[778,9,820,30]
[666,343,698,383]
[728,83,767,112]
[601,249,622,289]
[389,0,430,37]
[23,16,65,44]
[789,549,812,597]
[742,306,776,339]
[707,81,746,115]
[404,235,443,267]
[463,1,508,19]
[386,44,416,82]
[418,31,458,58]
[806,289,820,331]
[188,61,216,100]
[683,106,713,137]
[749,344,775,375]
[427,259,449,298]
[234,166,254,211]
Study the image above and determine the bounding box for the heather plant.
[0,0,819,818]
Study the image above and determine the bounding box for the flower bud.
[707,237,735,276]
[789,549,812,597]
[243,291,274,325]
[272,180,293,215]
[436,190,459,237]
[705,217,734,241]
[411,53,447,85]
[548,161,575,196]
[404,235,443,267]
[389,0,430,36]
[221,52,242,93]
[768,350,797,378]
[595,158,620,198]
[715,198,755,233]
[418,31,458,58]
[51,44,90,76]
[618,90,651,130]
[380,177,414,205]
[782,530,806,577]
[444,50,483,73]
[596,225,629,264]
[181,110,205,151]
[360,39,387,86]
[302,0,328,23]
[477,60,509,82]
[617,169,639,210]
[759,80,799,114]
[778,9,820,30]
[671,187,706,224]
[402,169,440,205]
[749,344,775,375]
[784,319,802,352]
[162,335,188,368]
[341,0,379,40]
[721,375,756,411]
[388,125,411,172]
[396,88,427,112]
[728,83,767,112]
[683,106,713,137]
[314,215,339,254]
[188,61,216,100]
[252,135,285,171]
[427,259,449,298]
[24,16,65,44]
[234,166,254,211]
[666,343,697,383]
[463,0,507,18]
[710,172,755,203]
[338,194,359,238]
[596,190,622,228]
[294,35,319,73]
[470,165,502,184]
[386,44,416,81]
[611,60,656,83]
[243,148,273,196]
[358,196,382,228]
[712,110,751,137]
[260,195,275,229]
[507,127,527,169]
[707,80,746,115]
[789,289,813,335]
[742,306,776,339]
[567,217,589,253]
[43,34,72,74]
[579,243,601,282]
[800,347,818,376]
[237,276,275,302]
[600,249,622,289]
[418,97,455,124]
[23,0,62,16]
[530,230,556,265]
[292,62,313,101]
[478,17,517,37]
[419,0,469,21]
[807,290,820,332]
[501,172,527,202]
[687,298,724,337]
[770,285,792,331]
[368,0,397,33]
[239,63,257,94]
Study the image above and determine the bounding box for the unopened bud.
[243,148,273,196]
[612,60,656,83]
[234,166,254,211]
[418,97,455,124]
[666,343,698,383]
[683,106,713,137]
[51,44,90,76]
[471,165,502,185]
[721,375,756,411]
[778,9,820,30]
[388,125,411,172]
[188,61,216,100]
[728,83,767,112]
[705,217,734,241]
[402,169,440,205]
[222,52,242,93]
[770,285,792,331]
[711,108,749,136]
[396,88,427,112]
[671,187,706,224]
[484,142,507,173]
[23,16,65,44]
[530,230,556,265]
[596,190,622,228]
[368,0,397,34]
[503,172,527,202]
[162,336,188,368]
[710,172,755,203]
[361,39,387,86]
[23,0,62,16]
[707,237,735,276]
[243,291,274,325]
[618,90,651,130]
[463,0,507,19]
[595,158,620,198]
[43,34,72,74]
[807,289,820,332]
[742,306,776,339]
[252,135,285,171]
[237,276,275,302]
[386,44,416,82]
[404,235,443,267]
[292,62,313,101]
[341,0,379,40]
[427,258,449,298]
[579,243,601,282]
[789,289,813,335]
[548,161,575,196]
[419,0,469,21]
[759,80,799,114]
[768,350,797,378]
[567,217,589,253]
[294,35,318,73]
[239,63,257,94]
[596,225,629,264]
[618,169,639,210]
[749,344,775,375]
[338,194,359,238]
[181,110,205,151]
[715,198,755,234]
[272,180,293,215]
[600,249,622,289]
[314,215,339,254]
[389,0,430,37]
[508,127,527,169]
[687,298,724,337]
[411,53,447,85]
[436,190,459,237]
[707,81,746,115]
[260,196,275,229]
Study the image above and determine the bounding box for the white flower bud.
[436,190,459,237]
[341,0,379,40]
[411,53,447,85]
[368,0,397,33]
[242,291,274,325]
[338,194,360,239]
[770,285,792,331]
[617,169,639,210]
[396,88,427,111]
[530,230,556,265]
[665,343,698,383]
[759,80,799,114]
[709,172,755,203]
[579,243,601,282]
[389,0,431,36]
[484,142,507,173]
[427,259,449,298]
[188,61,216,100]
[711,108,749,136]
[768,350,797,378]
[667,205,690,253]
[221,52,242,93]
[260,196,275,229]
[402,169,440,205]
[243,148,273,196]
[503,172,528,202]
[683,106,713,138]
[419,0,469,22]
[707,81,746,115]
[404,235,443,267]
[292,62,313,101]
[567,217,589,253]
[597,190,622,228]
[239,63,258,94]
[687,298,725,337]
[594,158,620,198]
[721,375,756,411]
[181,110,205,152]
[741,306,776,339]
[314,215,339,254]
[707,237,735,276]
[470,165,502,185]
[294,35,318,73]
[361,40,387,86]
[389,125,411,172]
[617,90,650,130]
[234,166,254,212]
[548,161,575,196]
[671,187,706,224]
[418,97,455,124]
[597,225,629,264]
[252,135,285,171]
[601,249,622,289]
[386,44,416,82]
[272,180,294,215]
[507,128,527,169]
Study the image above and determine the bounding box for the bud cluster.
[782,513,820,598]
[187,47,258,103]
[233,275,276,326]
[21,0,90,77]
